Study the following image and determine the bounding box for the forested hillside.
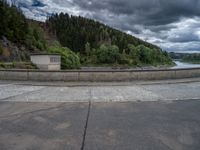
[0,0,173,69]
[46,13,159,53]
[46,13,173,66]
[0,0,47,62]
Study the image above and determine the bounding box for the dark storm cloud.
[12,0,200,52]
[74,0,200,25]
[168,32,200,43]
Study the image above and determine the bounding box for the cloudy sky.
[10,0,200,53]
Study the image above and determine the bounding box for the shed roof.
[30,53,60,56]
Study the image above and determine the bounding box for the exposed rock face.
[0,37,29,62]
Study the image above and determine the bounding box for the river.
[172,61,200,69]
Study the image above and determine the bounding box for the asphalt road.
[0,79,200,150]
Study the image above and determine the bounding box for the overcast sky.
[10,0,200,53]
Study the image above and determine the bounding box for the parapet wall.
[0,68,200,82]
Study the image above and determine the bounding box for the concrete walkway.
[0,79,200,150]
[0,78,200,102]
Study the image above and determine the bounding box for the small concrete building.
[30,54,61,70]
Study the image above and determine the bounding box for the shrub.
[128,44,140,65]
[0,62,5,68]
[118,49,130,65]
[2,48,10,58]
[0,45,3,55]
[95,44,120,64]
[48,46,80,69]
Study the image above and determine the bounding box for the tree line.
[170,52,200,64]
[46,13,160,53]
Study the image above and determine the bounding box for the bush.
[118,49,130,65]
[25,23,47,51]
[0,44,3,55]
[128,44,140,65]
[2,48,10,58]
[95,44,120,64]
[48,46,80,69]
[12,62,37,69]
[0,62,5,68]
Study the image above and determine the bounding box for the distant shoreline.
[172,60,200,69]
[181,60,200,64]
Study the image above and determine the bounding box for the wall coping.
[0,67,200,73]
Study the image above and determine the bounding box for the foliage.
[2,47,10,58]
[118,49,131,65]
[0,62,36,69]
[25,21,47,51]
[94,44,120,64]
[128,44,140,65]
[85,42,91,56]
[0,0,47,51]
[182,53,200,64]
[0,0,173,68]
[0,62,5,68]
[46,13,160,53]
[48,45,80,69]
[129,44,173,66]
[84,44,173,66]
[170,52,200,64]
[46,12,173,67]
[0,43,3,55]
[0,0,28,43]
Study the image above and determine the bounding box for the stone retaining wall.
[0,68,200,81]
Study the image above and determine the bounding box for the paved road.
[0,79,200,150]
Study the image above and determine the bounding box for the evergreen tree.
[46,13,160,53]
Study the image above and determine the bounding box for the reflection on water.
[172,61,200,69]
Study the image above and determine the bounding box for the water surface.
[172,61,200,69]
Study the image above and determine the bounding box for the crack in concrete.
[80,90,92,150]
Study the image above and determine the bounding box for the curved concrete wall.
[0,68,200,82]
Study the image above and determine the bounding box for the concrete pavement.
[0,100,200,150]
[0,102,88,150]
[0,79,200,150]
[0,79,200,102]
[85,100,200,150]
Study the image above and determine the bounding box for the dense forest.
[46,13,160,53]
[46,13,173,67]
[0,0,174,69]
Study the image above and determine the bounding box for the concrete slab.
[84,100,200,150]
[0,81,200,102]
[141,82,200,100]
[0,84,45,100]
[3,87,91,102]
[0,102,88,150]
[90,86,162,102]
